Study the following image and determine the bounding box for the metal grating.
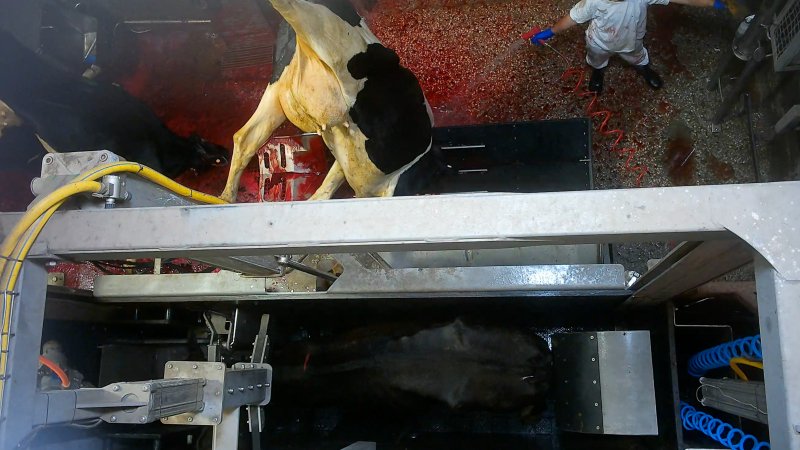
[773,0,800,71]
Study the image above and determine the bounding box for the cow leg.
[267,0,370,63]
[309,160,345,200]
[221,83,286,202]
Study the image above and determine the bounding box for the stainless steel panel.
[553,331,657,435]
[700,377,768,424]
[553,332,603,433]
[597,331,658,435]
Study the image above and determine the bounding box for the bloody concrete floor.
[2,0,795,282]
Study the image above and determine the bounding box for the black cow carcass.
[0,30,228,178]
[271,319,553,417]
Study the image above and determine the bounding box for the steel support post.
[0,261,48,449]
[755,255,800,450]
[711,49,765,126]
[212,407,241,450]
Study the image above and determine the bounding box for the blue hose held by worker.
[687,334,762,377]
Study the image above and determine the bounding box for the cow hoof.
[219,191,236,203]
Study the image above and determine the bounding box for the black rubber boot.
[635,64,663,89]
[588,67,605,94]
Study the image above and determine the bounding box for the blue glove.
[713,0,726,9]
[530,28,555,46]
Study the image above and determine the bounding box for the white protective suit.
[569,0,670,69]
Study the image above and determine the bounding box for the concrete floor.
[2,0,797,280]
[364,0,781,272]
[366,0,757,190]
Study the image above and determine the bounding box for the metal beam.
[2,182,799,280]
[755,255,800,450]
[625,240,754,307]
[0,262,48,450]
[329,262,627,294]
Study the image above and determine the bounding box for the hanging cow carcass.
[220,0,434,202]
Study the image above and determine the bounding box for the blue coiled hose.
[687,335,762,377]
[681,403,769,450]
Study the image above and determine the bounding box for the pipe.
[744,92,761,182]
[711,46,764,125]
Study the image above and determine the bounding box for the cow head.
[187,134,229,171]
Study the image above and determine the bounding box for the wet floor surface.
[365,0,755,190]
[1,0,770,282]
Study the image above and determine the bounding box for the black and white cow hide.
[220,0,435,201]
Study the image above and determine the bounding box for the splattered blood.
[706,153,735,181]
[664,123,695,185]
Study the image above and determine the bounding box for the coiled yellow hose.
[0,163,225,406]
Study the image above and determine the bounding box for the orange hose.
[560,67,649,186]
[39,355,70,389]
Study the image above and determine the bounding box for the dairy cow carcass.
[220,0,434,202]
[271,319,553,415]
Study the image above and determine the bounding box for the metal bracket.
[161,361,271,427]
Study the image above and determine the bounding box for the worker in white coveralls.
[530,0,726,94]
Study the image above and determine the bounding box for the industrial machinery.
[0,148,792,450]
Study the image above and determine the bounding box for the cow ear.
[347,43,400,79]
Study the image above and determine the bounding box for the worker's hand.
[713,0,726,9]
[530,28,555,46]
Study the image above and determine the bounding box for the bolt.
[142,384,150,392]
[99,153,108,162]
[110,416,117,422]
[256,384,263,389]
[592,380,597,384]
[249,364,255,368]
[167,363,173,369]
[594,402,599,407]
[589,335,595,340]
[265,383,270,387]
[564,380,569,384]
[591,357,596,362]
[227,388,234,394]
[212,417,219,424]
[215,390,221,396]
[139,416,147,423]
[187,417,193,422]
[112,384,120,392]
[216,364,223,370]
[162,417,169,422]
[248,385,254,390]
[44,155,53,165]
[238,387,244,392]
[192,364,198,369]
[596,426,601,431]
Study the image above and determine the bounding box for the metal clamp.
[161,361,272,427]
[92,174,130,209]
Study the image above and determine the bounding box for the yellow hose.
[0,202,64,405]
[730,357,764,381]
[71,162,226,205]
[0,181,102,276]
[0,162,226,407]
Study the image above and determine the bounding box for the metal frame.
[1,182,800,449]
